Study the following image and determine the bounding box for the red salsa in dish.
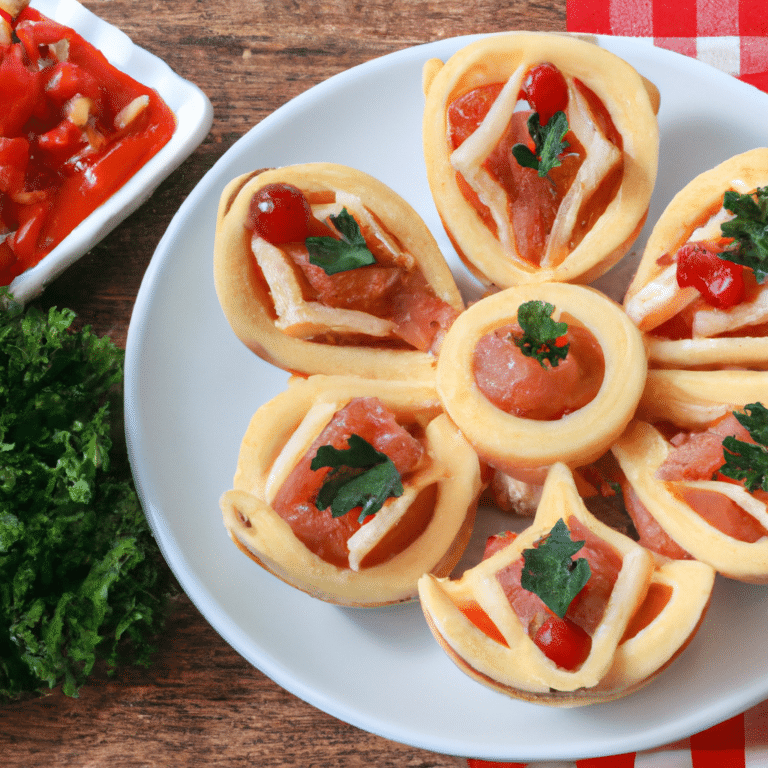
[0,6,176,284]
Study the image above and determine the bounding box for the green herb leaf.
[512,300,569,368]
[0,290,173,702]
[720,402,768,492]
[311,433,403,522]
[305,208,376,275]
[511,111,570,179]
[720,187,768,283]
[520,518,591,618]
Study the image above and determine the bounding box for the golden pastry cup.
[435,282,647,477]
[624,147,768,370]
[422,32,659,287]
[213,162,464,380]
[220,375,482,606]
[614,410,768,583]
[418,463,714,706]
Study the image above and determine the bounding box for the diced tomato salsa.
[0,7,176,284]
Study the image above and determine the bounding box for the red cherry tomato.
[676,241,745,310]
[246,183,312,245]
[521,63,569,125]
[533,614,591,670]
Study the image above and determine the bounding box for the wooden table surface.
[3,1,566,765]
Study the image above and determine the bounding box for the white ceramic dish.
[8,0,213,304]
[125,33,768,762]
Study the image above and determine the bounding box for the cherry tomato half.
[533,614,591,670]
[520,63,569,125]
[676,241,745,310]
[246,183,312,245]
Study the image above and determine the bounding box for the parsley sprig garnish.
[720,187,768,283]
[520,518,591,618]
[512,300,569,368]
[720,402,768,492]
[311,434,403,522]
[306,208,376,275]
[511,111,570,179]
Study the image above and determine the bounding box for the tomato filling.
[472,321,605,420]
[445,65,621,266]
[248,185,460,353]
[0,7,176,284]
[270,397,426,568]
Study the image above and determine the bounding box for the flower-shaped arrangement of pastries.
[422,32,660,287]
[436,282,647,481]
[213,162,464,381]
[210,35,768,710]
[219,375,482,606]
[613,370,768,583]
[418,463,715,706]
[624,148,768,371]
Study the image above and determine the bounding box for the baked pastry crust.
[637,368,768,430]
[436,282,647,476]
[418,462,714,706]
[219,375,482,606]
[422,32,659,287]
[213,163,464,380]
[624,147,768,370]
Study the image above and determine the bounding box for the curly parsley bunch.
[0,294,172,700]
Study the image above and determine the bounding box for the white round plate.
[125,33,768,762]
[9,0,213,303]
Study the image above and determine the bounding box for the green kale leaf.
[720,187,768,283]
[720,402,768,492]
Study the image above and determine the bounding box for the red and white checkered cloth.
[566,0,768,92]
[466,699,768,766]
[463,2,768,766]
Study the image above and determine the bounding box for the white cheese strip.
[347,462,444,571]
[263,400,343,504]
[690,206,732,241]
[624,261,699,328]
[692,283,768,337]
[540,82,621,267]
[450,62,529,257]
